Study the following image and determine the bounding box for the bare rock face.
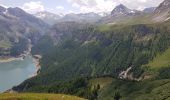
[153,0,170,22]
[154,0,170,13]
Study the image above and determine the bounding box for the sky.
[0,0,164,14]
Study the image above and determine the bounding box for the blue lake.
[0,56,36,93]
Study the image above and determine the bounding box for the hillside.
[11,19,170,99]
[147,47,170,69]
[99,79,170,100]
[0,6,49,56]
[0,93,86,100]
[1,0,170,100]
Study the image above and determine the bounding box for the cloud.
[68,0,97,7]
[72,3,80,8]
[68,0,117,13]
[139,0,147,3]
[56,6,64,10]
[137,6,146,10]
[22,1,44,13]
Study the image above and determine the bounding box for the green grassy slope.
[98,79,170,100]
[89,77,113,89]
[0,93,86,100]
[147,47,170,69]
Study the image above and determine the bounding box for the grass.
[97,24,112,32]
[0,93,86,100]
[89,77,113,89]
[98,79,170,100]
[0,40,12,49]
[146,48,170,69]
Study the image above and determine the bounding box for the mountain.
[153,0,170,22]
[34,11,62,25]
[98,4,143,24]
[14,19,170,100]
[111,4,141,16]
[0,6,49,56]
[0,6,49,36]
[98,1,170,25]
[7,7,49,34]
[34,11,102,24]
[59,12,102,23]
[143,7,156,13]
[4,0,170,100]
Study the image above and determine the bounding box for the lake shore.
[32,55,42,77]
[0,57,24,63]
[0,54,42,77]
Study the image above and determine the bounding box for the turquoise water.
[0,56,36,93]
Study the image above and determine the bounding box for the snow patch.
[3,9,8,14]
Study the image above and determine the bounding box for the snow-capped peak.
[35,11,62,19]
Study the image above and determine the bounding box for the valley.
[0,0,170,100]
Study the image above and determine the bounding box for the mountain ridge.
[34,11,62,25]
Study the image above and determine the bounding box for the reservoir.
[0,56,36,93]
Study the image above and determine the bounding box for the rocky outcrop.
[153,0,170,22]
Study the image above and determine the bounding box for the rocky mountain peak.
[116,4,128,10]
[111,4,137,16]
[111,4,129,14]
